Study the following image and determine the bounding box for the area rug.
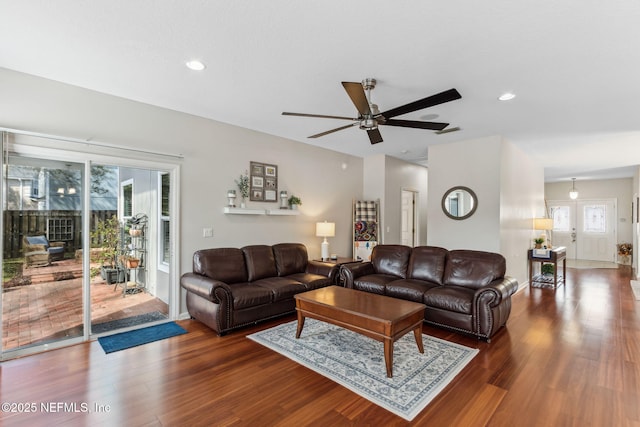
[247,319,478,421]
[92,311,167,334]
[98,322,187,354]
[630,280,640,301]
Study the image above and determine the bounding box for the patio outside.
[2,258,168,351]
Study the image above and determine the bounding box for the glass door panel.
[2,153,85,353]
[89,165,169,334]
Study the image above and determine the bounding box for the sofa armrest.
[306,260,340,285]
[474,276,519,306]
[306,260,335,277]
[340,262,375,288]
[180,273,232,305]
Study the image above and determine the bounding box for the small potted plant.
[235,171,250,208]
[288,195,302,210]
[533,237,545,249]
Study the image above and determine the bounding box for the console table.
[528,246,566,289]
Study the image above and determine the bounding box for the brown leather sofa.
[181,243,337,335]
[340,245,519,341]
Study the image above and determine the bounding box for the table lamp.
[533,218,554,248]
[316,221,335,261]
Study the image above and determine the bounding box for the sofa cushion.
[407,246,448,285]
[286,272,331,290]
[385,278,441,303]
[443,250,506,289]
[273,243,308,276]
[254,277,307,301]
[371,245,411,278]
[193,248,248,284]
[424,286,475,314]
[242,245,278,282]
[229,282,273,309]
[353,274,398,294]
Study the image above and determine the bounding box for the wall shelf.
[266,209,300,216]
[223,207,265,215]
[223,207,301,216]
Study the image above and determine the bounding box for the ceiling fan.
[282,78,461,144]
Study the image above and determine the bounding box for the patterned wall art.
[250,161,278,202]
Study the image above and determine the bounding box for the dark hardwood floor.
[1,265,638,426]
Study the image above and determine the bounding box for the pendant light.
[569,178,578,200]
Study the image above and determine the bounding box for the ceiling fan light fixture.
[359,118,378,130]
[185,60,206,71]
[498,92,516,101]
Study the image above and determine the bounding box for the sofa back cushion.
[26,235,50,249]
[242,245,278,282]
[371,245,411,278]
[273,243,308,276]
[193,248,247,284]
[407,246,448,285]
[443,250,506,289]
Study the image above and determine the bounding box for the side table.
[314,257,361,286]
[528,246,567,289]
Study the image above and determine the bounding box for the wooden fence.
[3,210,117,259]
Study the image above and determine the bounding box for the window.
[583,204,606,233]
[159,172,170,269]
[551,206,570,232]
[121,179,133,219]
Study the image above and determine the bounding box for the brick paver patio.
[2,259,168,351]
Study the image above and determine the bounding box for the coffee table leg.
[384,338,394,378]
[295,311,305,339]
[413,325,424,353]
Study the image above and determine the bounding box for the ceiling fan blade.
[308,123,359,138]
[367,128,383,145]
[380,88,462,119]
[342,82,371,116]
[282,112,355,121]
[383,119,449,131]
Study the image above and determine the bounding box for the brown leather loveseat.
[340,245,519,341]
[181,243,336,335]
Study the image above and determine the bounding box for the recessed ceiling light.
[498,92,516,101]
[186,60,206,71]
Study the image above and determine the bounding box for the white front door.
[549,199,617,262]
[576,199,617,262]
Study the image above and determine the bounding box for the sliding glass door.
[1,131,177,359]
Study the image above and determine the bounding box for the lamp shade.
[533,218,554,231]
[316,221,335,237]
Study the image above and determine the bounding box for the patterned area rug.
[630,281,640,300]
[248,319,478,421]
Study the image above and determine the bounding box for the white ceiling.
[2,1,640,183]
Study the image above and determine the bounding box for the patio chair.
[23,234,66,267]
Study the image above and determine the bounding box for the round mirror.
[441,186,478,220]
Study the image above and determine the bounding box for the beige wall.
[363,154,429,246]
[545,177,634,252]
[427,136,545,285]
[0,68,363,316]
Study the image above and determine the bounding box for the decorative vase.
[291,204,298,210]
[227,190,237,207]
[240,201,246,209]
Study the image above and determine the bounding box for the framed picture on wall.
[250,161,277,202]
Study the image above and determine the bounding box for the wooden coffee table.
[294,286,426,378]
